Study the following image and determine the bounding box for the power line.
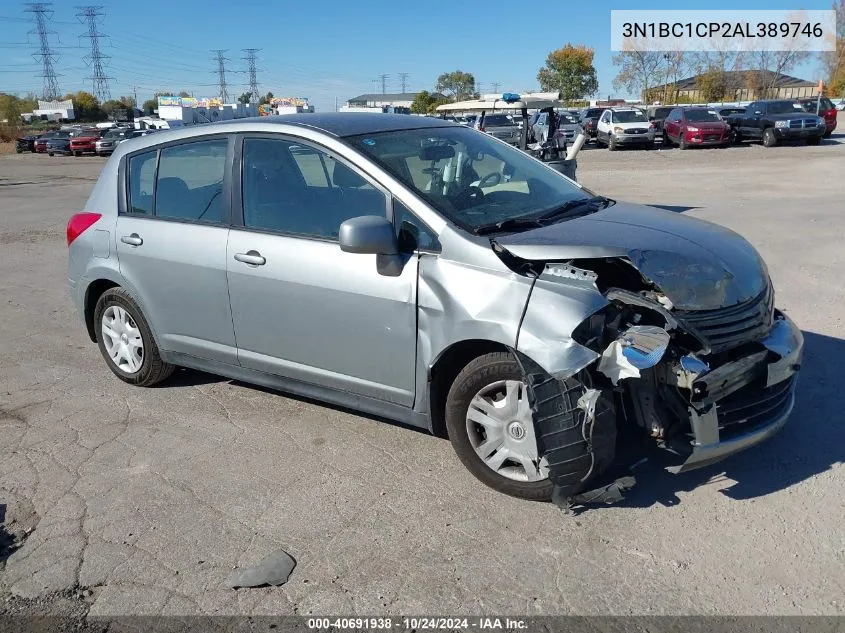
[491,82,501,93]
[76,5,111,101]
[398,72,408,93]
[378,73,388,94]
[211,49,229,102]
[23,2,61,99]
[242,48,260,103]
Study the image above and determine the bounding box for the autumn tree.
[118,95,136,108]
[62,91,104,121]
[0,93,24,122]
[435,71,477,101]
[537,44,598,102]
[823,0,845,95]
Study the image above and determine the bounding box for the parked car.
[796,96,837,136]
[67,114,802,504]
[578,107,605,140]
[70,128,107,156]
[117,129,157,144]
[646,106,674,138]
[725,100,825,147]
[96,127,134,156]
[15,133,42,153]
[46,130,77,156]
[531,111,582,144]
[662,107,731,149]
[836,99,845,111]
[476,113,520,144]
[595,107,655,150]
[34,130,68,154]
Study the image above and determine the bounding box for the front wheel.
[762,128,778,147]
[807,136,821,146]
[48,152,54,156]
[679,137,688,150]
[94,288,175,387]
[608,136,617,151]
[73,151,81,157]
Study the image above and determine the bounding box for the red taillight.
[66,212,101,246]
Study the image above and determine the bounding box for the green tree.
[410,90,437,114]
[118,95,136,108]
[695,68,731,101]
[259,91,274,105]
[62,91,104,121]
[0,93,24,122]
[101,99,125,117]
[435,70,477,101]
[612,50,664,102]
[238,92,252,104]
[178,91,191,98]
[537,44,599,101]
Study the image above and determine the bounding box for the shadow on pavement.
[0,503,19,566]
[648,204,701,213]
[618,329,844,508]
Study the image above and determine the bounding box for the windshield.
[685,109,722,122]
[348,126,589,233]
[650,107,673,118]
[768,101,803,114]
[483,114,516,127]
[613,110,647,123]
[558,113,580,124]
[585,108,604,118]
[104,128,128,139]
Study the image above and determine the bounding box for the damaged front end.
[504,246,803,509]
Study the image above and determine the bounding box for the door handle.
[234,250,266,266]
[121,233,143,246]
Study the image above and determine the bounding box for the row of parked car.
[578,96,838,150]
[15,125,157,157]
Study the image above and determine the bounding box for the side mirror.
[339,215,398,255]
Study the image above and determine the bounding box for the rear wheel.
[48,152,54,156]
[73,151,81,157]
[94,288,175,387]
[762,128,778,147]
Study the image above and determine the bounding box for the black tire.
[807,136,821,146]
[678,137,688,150]
[445,352,555,500]
[731,129,742,144]
[94,287,175,387]
[608,135,617,151]
[823,130,832,138]
[73,151,81,157]
[762,127,778,148]
[48,152,54,156]
[661,133,671,147]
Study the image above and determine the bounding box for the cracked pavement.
[1,136,844,616]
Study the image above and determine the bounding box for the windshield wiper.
[473,217,545,236]
[537,195,615,221]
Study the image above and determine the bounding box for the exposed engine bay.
[494,243,804,511]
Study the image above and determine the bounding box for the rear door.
[225,134,418,406]
[116,135,237,363]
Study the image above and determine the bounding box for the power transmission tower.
[24,3,61,100]
[379,73,389,94]
[398,72,408,93]
[76,5,112,101]
[491,82,501,93]
[242,48,260,103]
[212,49,230,103]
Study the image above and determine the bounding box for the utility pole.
[242,48,260,104]
[379,73,389,94]
[398,72,409,93]
[76,5,112,102]
[212,49,230,103]
[24,3,61,100]
[133,85,138,108]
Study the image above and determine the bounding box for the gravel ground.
[1,129,844,618]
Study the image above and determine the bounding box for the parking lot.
[1,133,844,617]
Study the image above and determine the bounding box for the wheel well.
[428,339,510,439]
[84,279,119,341]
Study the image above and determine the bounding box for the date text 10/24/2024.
[307,617,529,630]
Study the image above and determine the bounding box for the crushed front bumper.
[667,311,803,473]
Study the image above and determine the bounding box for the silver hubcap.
[101,305,144,374]
[466,380,549,482]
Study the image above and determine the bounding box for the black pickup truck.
[725,99,826,147]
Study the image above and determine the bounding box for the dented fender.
[516,264,609,380]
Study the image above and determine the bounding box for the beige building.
[649,71,817,103]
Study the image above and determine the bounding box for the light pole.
[662,53,671,103]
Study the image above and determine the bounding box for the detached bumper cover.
[668,311,803,473]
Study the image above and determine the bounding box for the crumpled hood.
[496,202,769,310]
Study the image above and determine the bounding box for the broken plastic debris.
[226,550,296,589]
[576,388,601,421]
[597,340,640,385]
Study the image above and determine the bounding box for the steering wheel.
[477,172,502,188]
[453,185,485,209]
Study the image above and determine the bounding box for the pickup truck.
[725,99,826,147]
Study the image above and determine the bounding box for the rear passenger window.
[242,138,386,240]
[155,139,227,223]
[128,151,156,215]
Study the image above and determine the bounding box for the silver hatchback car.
[68,114,802,506]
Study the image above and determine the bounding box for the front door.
[116,136,237,363]
[226,135,418,406]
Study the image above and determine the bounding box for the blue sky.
[0,0,832,112]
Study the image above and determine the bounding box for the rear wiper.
[537,196,615,221]
[473,216,544,236]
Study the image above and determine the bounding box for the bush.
[0,123,23,143]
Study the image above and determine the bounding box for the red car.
[662,107,731,149]
[69,128,105,156]
[797,97,837,137]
